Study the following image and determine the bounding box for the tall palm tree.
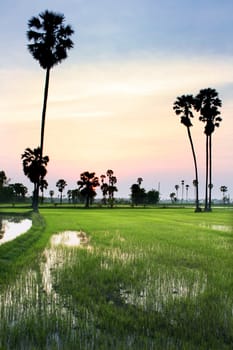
[173,94,201,212]
[181,180,185,203]
[174,184,179,200]
[56,179,67,204]
[194,88,222,211]
[27,10,74,159]
[22,147,49,211]
[185,184,190,202]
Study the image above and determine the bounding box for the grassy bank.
[0,207,232,349]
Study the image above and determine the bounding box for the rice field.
[0,207,232,349]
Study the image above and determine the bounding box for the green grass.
[0,207,232,349]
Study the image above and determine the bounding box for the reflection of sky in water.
[0,219,32,245]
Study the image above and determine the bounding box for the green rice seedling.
[0,208,232,349]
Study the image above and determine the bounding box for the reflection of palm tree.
[56,179,67,204]
[22,147,49,212]
[194,88,222,211]
[173,95,201,212]
[27,10,74,159]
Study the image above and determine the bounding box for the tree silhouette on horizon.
[78,171,100,208]
[22,147,49,211]
[173,94,201,212]
[56,179,67,204]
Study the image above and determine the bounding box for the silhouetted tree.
[220,185,228,204]
[22,147,49,211]
[40,178,48,203]
[173,95,201,212]
[56,179,67,204]
[100,174,108,205]
[77,171,100,208]
[67,190,72,203]
[10,183,28,200]
[106,170,118,207]
[49,190,54,203]
[71,189,82,204]
[27,10,74,159]
[194,88,222,211]
[185,184,190,202]
[181,180,184,203]
[130,183,146,206]
[170,192,176,204]
[0,171,7,189]
[175,185,179,200]
[137,177,143,187]
[146,189,159,205]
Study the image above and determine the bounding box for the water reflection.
[0,216,32,245]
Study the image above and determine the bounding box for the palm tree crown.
[194,88,222,135]
[22,147,49,185]
[27,10,74,70]
[173,94,195,128]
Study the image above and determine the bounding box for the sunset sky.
[0,0,233,200]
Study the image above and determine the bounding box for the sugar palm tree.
[56,179,67,204]
[174,184,179,200]
[185,184,190,202]
[194,88,222,211]
[49,190,54,203]
[106,170,118,207]
[100,175,108,205]
[27,10,74,158]
[137,177,143,187]
[173,94,201,212]
[181,180,185,203]
[220,185,228,204]
[39,178,48,204]
[22,147,49,211]
[77,172,100,208]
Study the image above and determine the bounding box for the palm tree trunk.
[204,135,209,211]
[33,183,39,212]
[40,68,50,158]
[187,127,201,212]
[35,68,50,212]
[208,134,212,211]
